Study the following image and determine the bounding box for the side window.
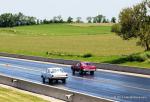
[47,69,50,73]
[77,63,80,67]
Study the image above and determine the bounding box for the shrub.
[144,51,150,58]
[82,53,93,58]
[111,23,121,33]
[127,54,145,62]
[127,52,150,62]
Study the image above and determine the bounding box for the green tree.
[16,12,24,25]
[57,15,63,23]
[93,17,97,23]
[116,0,150,51]
[102,16,109,23]
[26,16,36,25]
[106,19,110,23]
[86,17,92,23]
[0,12,37,27]
[96,14,104,23]
[67,16,73,23]
[52,16,58,23]
[111,17,116,23]
[36,19,40,24]
[76,17,82,23]
[0,13,14,27]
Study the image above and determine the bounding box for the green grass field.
[0,24,111,36]
[0,87,48,102]
[0,23,149,68]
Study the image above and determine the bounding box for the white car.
[41,67,68,83]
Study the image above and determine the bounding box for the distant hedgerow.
[82,53,93,58]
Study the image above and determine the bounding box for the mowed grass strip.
[0,34,143,56]
[0,87,48,102]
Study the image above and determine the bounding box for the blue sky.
[0,0,143,21]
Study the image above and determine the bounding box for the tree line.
[0,12,36,27]
[0,12,116,27]
[40,15,116,24]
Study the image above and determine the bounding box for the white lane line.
[0,56,70,67]
[0,62,149,92]
[97,69,150,78]
[0,56,150,79]
[0,63,42,72]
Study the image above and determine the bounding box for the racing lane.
[0,56,149,102]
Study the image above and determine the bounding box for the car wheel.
[42,77,45,83]
[62,79,66,83]
[49,79,53,84]
[90,71,94,75]
[55,79,58,83]
[79,70,83,75]
[84,71,87,75]
[72,69,75,75]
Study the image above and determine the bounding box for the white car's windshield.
[50,68,64,73]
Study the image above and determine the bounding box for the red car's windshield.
[82,62,92,66]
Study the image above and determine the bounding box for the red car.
[71,62,96,75]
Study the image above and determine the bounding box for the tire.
[84,71,87,75]
[79,70,83,75]
[62,79,66,83]
[90,71,94,75]
[49,79,53,84]
[55,79,58,83]
[42,77,45,83]
[72,69,75,75]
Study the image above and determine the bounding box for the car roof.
[80,62,90,64]
[47,67,62,70]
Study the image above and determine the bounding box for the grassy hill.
[0,23,149,68]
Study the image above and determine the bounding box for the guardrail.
[0,74,113,102]
[0,52,150,75]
